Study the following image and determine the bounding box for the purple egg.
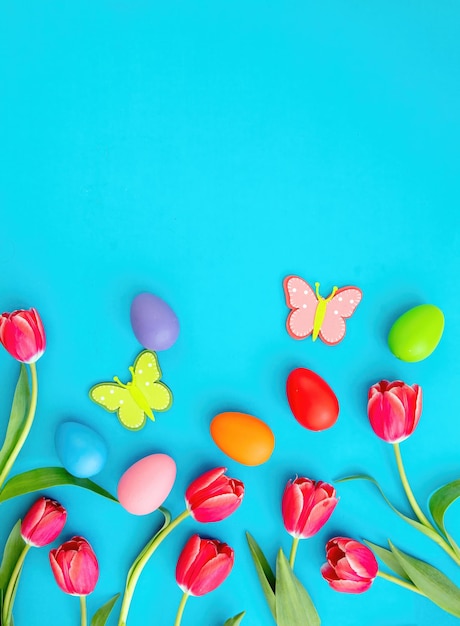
[130,292,179,351]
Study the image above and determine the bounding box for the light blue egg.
[55,421,107,478]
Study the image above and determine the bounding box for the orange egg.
[210,412,275,466]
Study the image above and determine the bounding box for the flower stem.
[2,544,31,624]
[377,570,426,596]
[174,593,189,626]
[0,363,38,490]
[80,595,87,626]
[289,537,300,569]
[118,510,190,625]
[393,443,460,566]
[393,443,432,528]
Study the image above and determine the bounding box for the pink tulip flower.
[49,536,99,596]
[282,477,338,538]
[21,497,67,547]
[185,467,244,523]
[0,308,46,363]
[321,537,378,593]
[368,380,422,443]
[176,534,234,596]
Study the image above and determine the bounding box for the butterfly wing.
[283,275,318,339]
[133,350,173,414]
[90,383,147,430]
[319,287,362,345]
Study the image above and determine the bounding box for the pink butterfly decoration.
[283,276,362,345]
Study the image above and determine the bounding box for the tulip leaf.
[0,468,118,504]
[0,520,26,625]
[389,541,460,617]
[90,593,120,626]
[0,521,25,592]
[0,366,30,482]
[363,540,410,581]
[337,474,449,551]
[275,550,320,626]
[223,611,245,625]
[429,480,460,558]
[125,506,171,595]
[246,532,276,620]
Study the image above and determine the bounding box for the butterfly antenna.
[113,376,127,388]
[315,282,321,299]
[325,286,339,302]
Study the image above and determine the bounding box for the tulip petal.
[68,545,99,595]
[188,550,234,596]
[326,577,373,593]
[189,493,241,522]
[185,468,226,499]
[346,544,378,578]
[281,481,305,535]
[176,535,205,589]
[49,550,71,594]
[301,498,338,538]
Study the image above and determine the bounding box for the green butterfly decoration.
[89,350,173,430]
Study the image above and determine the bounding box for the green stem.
[2,544,31,623]
[0,363,38,490]
[289,537,300,569]
[393,443,460,566]
[377,570,426,596]
[118,510,190,625]
[80,595,87,626]
[174,593,189,626]
[393,443,432,527]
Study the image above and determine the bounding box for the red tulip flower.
[282,477,338,539]
[176,534,234,596]
[321,537,378,593]
[21,497,67,547]
[0,308,46,363]
[49,536,99,596]
[185,467,244,523]
[368,380,422,443]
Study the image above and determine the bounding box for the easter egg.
[117,453,176,515]
[130,292,179,351]
[388,304,444,362]
[55,421,108,478]
[286,368,339,431]
[210,412,275,466]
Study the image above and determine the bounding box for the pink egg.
[117,453,176,515]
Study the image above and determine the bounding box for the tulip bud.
[282,477,338,539]
[49,536,99,596]
[185,467,244,523]
[0,308,46,363]
[321,537,378,593]
[367,380,422,443]
[20,497,67,547]
[175,534,234,596]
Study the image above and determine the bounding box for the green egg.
[388,304,444,362]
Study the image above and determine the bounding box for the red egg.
[286,368,339,431]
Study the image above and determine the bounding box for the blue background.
[1,1,459,625]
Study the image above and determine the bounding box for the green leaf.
[364,540,410,581]
[223,611,245,626]
[90,593,120,626]
[337,475,448,552]
[0,521,25,592]
[429,480,460,557]
[0,468,118,504]
[389,541,460,617]
[0,520,27,625]
[275,550,320,626]
[245,532,276,619]
[0,366,30,479]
